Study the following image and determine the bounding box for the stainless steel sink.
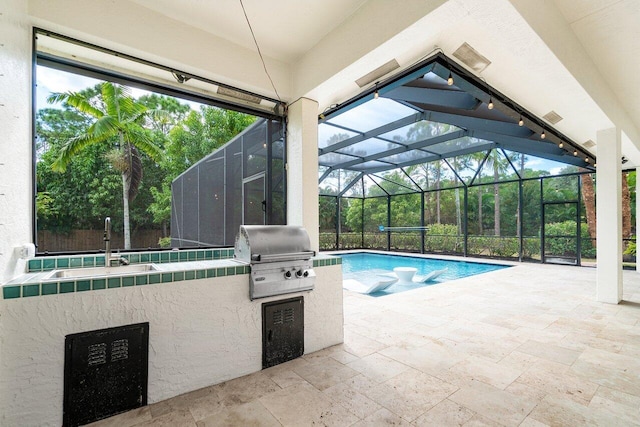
[46,264,158,279]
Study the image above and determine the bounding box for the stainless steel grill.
[234,225,316,300]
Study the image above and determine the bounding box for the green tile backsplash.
[26,248,237,273]
[23,284,40,297]
[28,259,42,271]
[42,282,58,295]
[3,286,21,299]
[91,279,106,291]
[76,280,91,292]
[4,252,341,300]
[60,281,75,293]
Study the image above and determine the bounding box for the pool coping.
[327,249,519,267]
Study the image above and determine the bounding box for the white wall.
[0,266,343,426]
[0,1,34,282]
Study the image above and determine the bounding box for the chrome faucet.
[104,217,129,266]
[104,217,112,263]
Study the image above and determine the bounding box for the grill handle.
[251,251,315,263]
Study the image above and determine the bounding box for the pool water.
[340,252,509,296]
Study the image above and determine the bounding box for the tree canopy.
[37,80,256,250]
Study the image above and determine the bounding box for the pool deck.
[90,261,640,426]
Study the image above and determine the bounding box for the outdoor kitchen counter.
[2,248,341,299]
[0,249,344,426]
[2,258,248,298]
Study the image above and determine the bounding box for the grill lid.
[235,225,314,263]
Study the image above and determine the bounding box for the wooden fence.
[37,229,165,253]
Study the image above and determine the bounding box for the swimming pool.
[340,252,509,295]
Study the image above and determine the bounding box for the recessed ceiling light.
[452,43,491,73]
[355,59,400,88]
[542,110,563,125]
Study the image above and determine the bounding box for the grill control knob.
[284,270,292,279]
[303,270,309,278]
[295,269,304,278]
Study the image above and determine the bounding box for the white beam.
[286,98,319,252]
[596,127,622,303]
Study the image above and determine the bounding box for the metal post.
[31,29,38,251]
[387,195,391,251]
[540,178,545,263]
[361,197,365,249]
[463,185,468,257]
[336,196,340,250]
[576,176,582,266]
[420,192,425,254]
[280,119,287,225]
[265,120,273,223]
[518,179,524,262]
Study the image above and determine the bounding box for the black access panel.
[63,322,149,427]
[262,296,304,369]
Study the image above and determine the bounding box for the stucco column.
[286,97,319,252]
[0,1,33,282]
[637,167,640,274]
[596,127,622,303]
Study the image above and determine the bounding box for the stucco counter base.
[0,259,343,426]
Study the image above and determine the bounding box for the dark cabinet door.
[262,297,304,368]
[63,323,149,427]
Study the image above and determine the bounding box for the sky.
[36,65,199,111]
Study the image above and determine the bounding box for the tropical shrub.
[544,221,595,258]
[158,237,171,248]
[624,237,636,256]
[339,232,362,249]
[391,233,421,252]
[319,233,337,250]
[424,224,462,253]
[363,233,386,250]
[522,237,541,259]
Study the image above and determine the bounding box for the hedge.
[319,220,595,259]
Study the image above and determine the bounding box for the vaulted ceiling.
[317,54,593,179]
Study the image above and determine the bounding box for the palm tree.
[471,151,488,235]
[484,149,509,236]
[451,154,473,235]
[48,82,163,249]
[405,121,455,225]
[434,161,442,223]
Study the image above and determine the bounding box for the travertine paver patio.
[91,262,640,426]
